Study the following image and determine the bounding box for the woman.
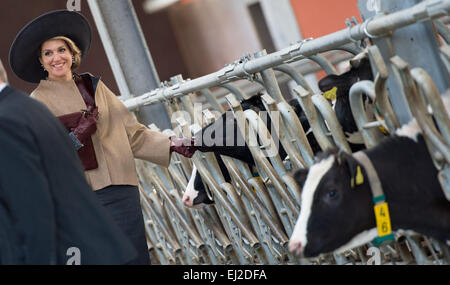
[9,10,196,265]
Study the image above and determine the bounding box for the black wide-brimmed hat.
[9,10,92,83]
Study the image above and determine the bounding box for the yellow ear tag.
[323,87,337,100]
[378,125,389,135]
[351,166,364,189]
[374,202,393,237]
[355,165,364,185]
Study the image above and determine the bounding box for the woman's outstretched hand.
[169,136,197,158]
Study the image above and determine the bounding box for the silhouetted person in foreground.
[0,58,137,265]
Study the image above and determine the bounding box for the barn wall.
[289,0,362,39]
[289,0,362,79]
[167,0,263,79]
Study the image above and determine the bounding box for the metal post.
[357,0,450,125]
[87,0,172,129]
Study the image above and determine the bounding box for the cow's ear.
[337,151,364,189]
[318,74,340,92]
[291,168,309,188]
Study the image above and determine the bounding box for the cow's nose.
[182,195,192,207]
[288,240,303,256]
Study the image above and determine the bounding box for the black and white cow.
[318,56,375,152]
[182,93,321,208]
[288,118,450,258]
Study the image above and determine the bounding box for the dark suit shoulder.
[1,86,44,109]
[2,86,39,101]
[0,85,74,152]
[0,86,58,122]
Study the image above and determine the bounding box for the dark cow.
[318,56,375,152]
[182,93,320,208]
[288,118,450,258]
[182,53,378,208]
[183,53,380,207]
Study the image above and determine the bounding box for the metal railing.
[125,0,450,265]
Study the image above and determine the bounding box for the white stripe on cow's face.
[183,166,199,208]
[289,155,335,253]
[334,228,378,255]
[395,118,421,142]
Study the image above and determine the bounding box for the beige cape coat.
[31,78,171,190]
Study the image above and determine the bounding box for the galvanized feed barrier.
[124,0,450,264]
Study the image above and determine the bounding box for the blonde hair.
[39,36,82,70]
[0,59,8,84]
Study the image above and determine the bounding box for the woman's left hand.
[71,106,99,144]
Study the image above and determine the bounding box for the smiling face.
[39,39,73,82]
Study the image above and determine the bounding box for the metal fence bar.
[226,94,300,232]
[391,56,450,164]
[123,0,450,111]
[126,0,450,265]
[293,86,336,151]
[311,93,353,152]
[273,64,315,94]
[204,51,355,107]
[255,51,316,166]
[367,46,401,133]
[261,94,308,169]
[349,81,386,148]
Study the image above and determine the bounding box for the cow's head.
[289,150,375,257]
[318,55,374,148]
[182,166,214,208]
[318,57,373,101]
[185,92,268,209]
[241,92,266,112]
